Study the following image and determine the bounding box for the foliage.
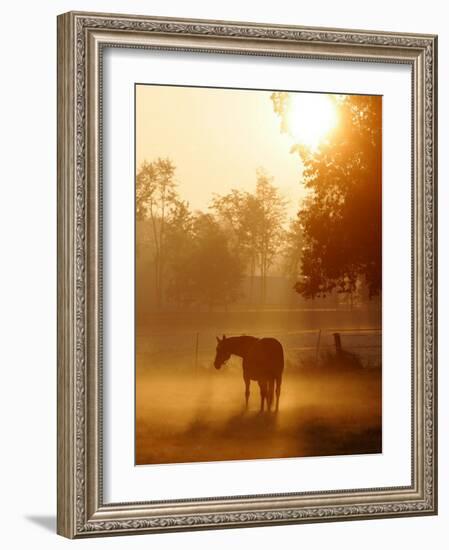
[272,93,382,298]
[189,214,243,308]
[164,199,195,307]
[136,158,179,308]
[282,215,304,283]
[165,212,243,309]
[211,170,287,303]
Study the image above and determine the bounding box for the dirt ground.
[135,362,381,465]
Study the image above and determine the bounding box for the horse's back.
[259,338,283,362]
[247,337,284,378]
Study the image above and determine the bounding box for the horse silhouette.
[213,335,284,412]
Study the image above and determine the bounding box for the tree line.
[136,163,298,310]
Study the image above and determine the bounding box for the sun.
[286,93,338,150]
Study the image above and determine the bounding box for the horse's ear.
[216,336,221,343]
[222,334,226,340]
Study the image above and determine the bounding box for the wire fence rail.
[137,327,382,370]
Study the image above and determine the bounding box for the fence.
[136,326,382,371]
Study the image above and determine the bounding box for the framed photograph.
[57,11,438,538]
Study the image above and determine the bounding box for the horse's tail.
[276,340,284,375]
[280,343,284,370]
[275,343,284,410]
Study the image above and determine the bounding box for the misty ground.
[135,309,381,465]
[136,365,381,465]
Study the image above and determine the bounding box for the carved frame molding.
[57,11,437,538]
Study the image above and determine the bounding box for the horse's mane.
[223,335,258,357]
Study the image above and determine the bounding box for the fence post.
[194,332,199,371]
[333,332,342,355]
[315,329,322,365]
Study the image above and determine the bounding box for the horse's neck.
[227,336,256,358]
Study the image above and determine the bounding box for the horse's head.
[214,335,231,370]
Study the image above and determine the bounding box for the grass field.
[135,308,382,465]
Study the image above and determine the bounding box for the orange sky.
[135,84,305,219]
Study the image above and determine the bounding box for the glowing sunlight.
[287,93,338,150]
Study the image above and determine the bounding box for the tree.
[272,93,382,299]
[183,212,242,309]
[283,215,304,284]
[212,170,287,305]
[253,170,287,304]
[164,199,195,308]
[136,158,178,308]
[211,189,258,301]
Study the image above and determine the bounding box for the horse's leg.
[244,376,250,410]
[259,380,267,412]
[267,379,274,412]
[275,375,282,412]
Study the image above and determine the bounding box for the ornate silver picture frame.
[57,11,437,538]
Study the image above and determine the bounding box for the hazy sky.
[135,84,305,219]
